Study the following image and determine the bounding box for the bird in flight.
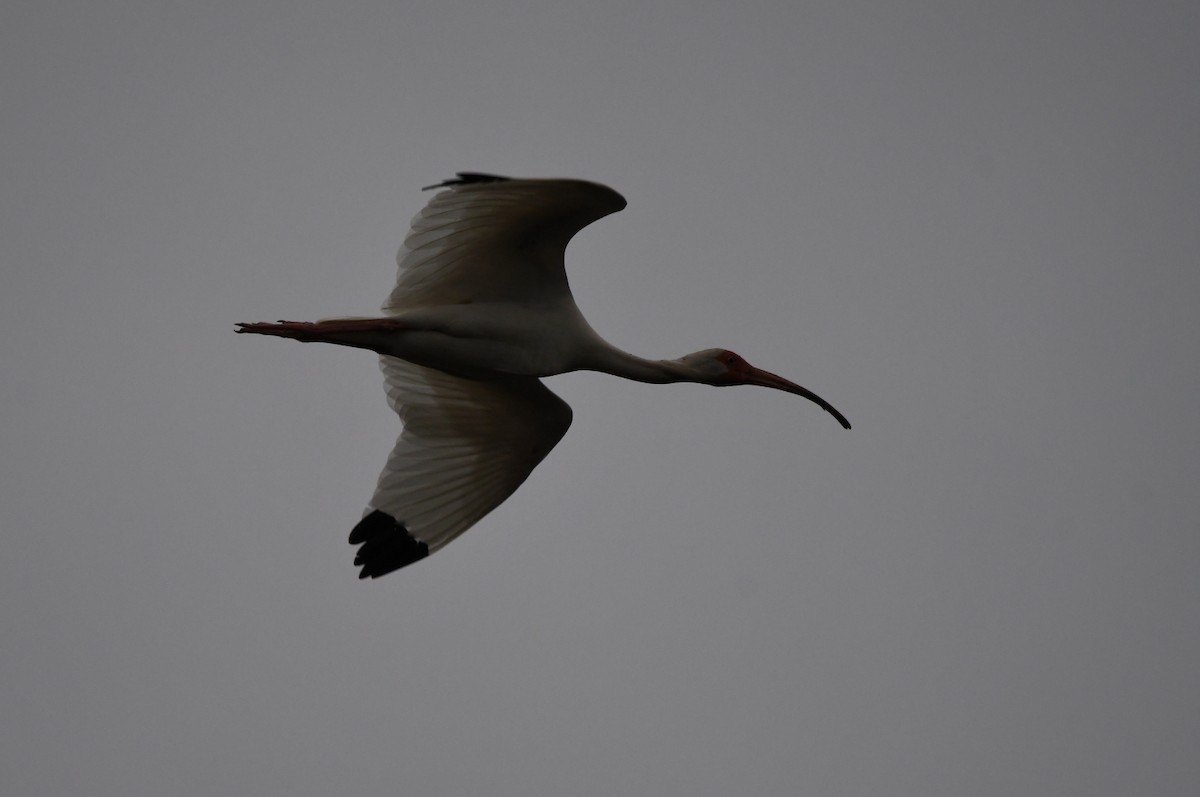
[238,173,850,578]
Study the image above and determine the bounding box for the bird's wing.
[349,354,573,578]
[382,173,626,313]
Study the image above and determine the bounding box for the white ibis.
[238,173,850,578]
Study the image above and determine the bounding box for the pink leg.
[235,318,409,345]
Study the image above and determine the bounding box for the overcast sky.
[3,2,1198,795]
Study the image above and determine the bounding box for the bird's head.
[677,349,851,429]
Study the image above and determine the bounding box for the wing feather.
[383,176,626,313]
[351,355,573,576]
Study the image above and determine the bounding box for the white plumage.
[372,355,571,554]
[239,173,849,578]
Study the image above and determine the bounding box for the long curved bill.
[746,367,852,429]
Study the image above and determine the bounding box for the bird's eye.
[725,355,736,365]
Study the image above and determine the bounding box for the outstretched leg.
[235,318,410,349]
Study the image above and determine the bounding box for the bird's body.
[380,299,607,378]
[238,173,849,578]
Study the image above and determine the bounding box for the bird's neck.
[584,340,689,384]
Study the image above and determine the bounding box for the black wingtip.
[349,510,430,579]
[422,172,513,191]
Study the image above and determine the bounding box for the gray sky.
[3,1,1198,795]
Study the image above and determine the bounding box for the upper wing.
[349,354,573,578]
[382,173,626,313]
